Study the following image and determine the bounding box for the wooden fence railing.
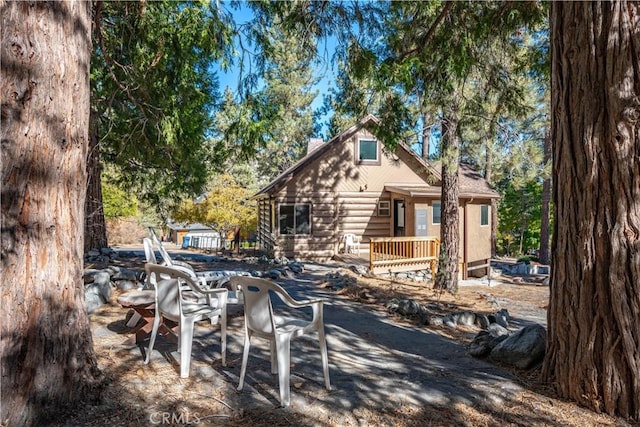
[369,236,440,275]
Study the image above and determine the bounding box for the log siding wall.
[255,123,495,268]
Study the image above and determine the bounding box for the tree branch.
[94,1,152,124]
[398,1,454,60]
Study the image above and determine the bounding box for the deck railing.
[369,236,440,275]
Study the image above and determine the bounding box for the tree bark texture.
[539,126,552,265]
[1,2,101,425]
[84,108,108,252]
[543,1,640,420]
[434,111,460,293]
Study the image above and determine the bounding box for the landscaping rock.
[443,311,477,327]
[468,325,510,357]
[475,313,490,329]
[85,279,111,305]
[289,262,305,274]
[488,308,510,328]
[490,324,546,369]
[85,292,104,314]
[114,279,139,291]
[349,264,369,276]
[267,269,282,279]
[430,316,444,326]
[107,266,141,281]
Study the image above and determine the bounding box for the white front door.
[415,203,428,236]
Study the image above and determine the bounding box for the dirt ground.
[56,251,633,427]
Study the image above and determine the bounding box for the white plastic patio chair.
[143,235,239,302]
[144,263,228,378]
[143,237,202,280]
[342,233,361,255]
[148,228,196,273]
[229,276,330,407]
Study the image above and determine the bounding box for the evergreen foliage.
[92,1,234,216]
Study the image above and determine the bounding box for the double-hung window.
[279,204,311,235]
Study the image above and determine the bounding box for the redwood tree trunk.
[434,108,460,293]
[84,108,108,252]
[542,1,640,420]
[1,2,102,425]
[539,126,551,265]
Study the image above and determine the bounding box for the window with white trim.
[480,205,489,226]
[358,139,378,162]
[432,201,441,224]
[279,204,311,235]
[377,200,390,216]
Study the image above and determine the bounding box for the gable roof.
[254,115,380,197]
[253,115,498,199]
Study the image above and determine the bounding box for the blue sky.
[213,2,433,154]
[215,2,338,132]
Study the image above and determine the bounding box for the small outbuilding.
[167,222,213,246]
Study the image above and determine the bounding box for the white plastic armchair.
[144,263,228,378]
[143,237,211,286]
[143,237,161,265]
[229,276,330,407]
[148,228,196,273]
[342,233,361,255]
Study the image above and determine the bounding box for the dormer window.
[357,138,379,164]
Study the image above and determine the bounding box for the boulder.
[267,269,282,279]
[468,325,510,357]
[488,308,510,328]
[107,266,140,281]
[429,316,444,326]
[475,313,490,329]
[401,299,422,315]
[85,292,104,314]
[85,282,111,303]
[289,262,305,274]
[349,264,369,276]
[114,279,139,291]
[417,306,431,325]
[443,311,477,327]
[490,324,546,369]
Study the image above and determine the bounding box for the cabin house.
[253,115,499,278]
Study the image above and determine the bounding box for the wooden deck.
[334,237,440,275]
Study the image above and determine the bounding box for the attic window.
[358,139,378,162]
